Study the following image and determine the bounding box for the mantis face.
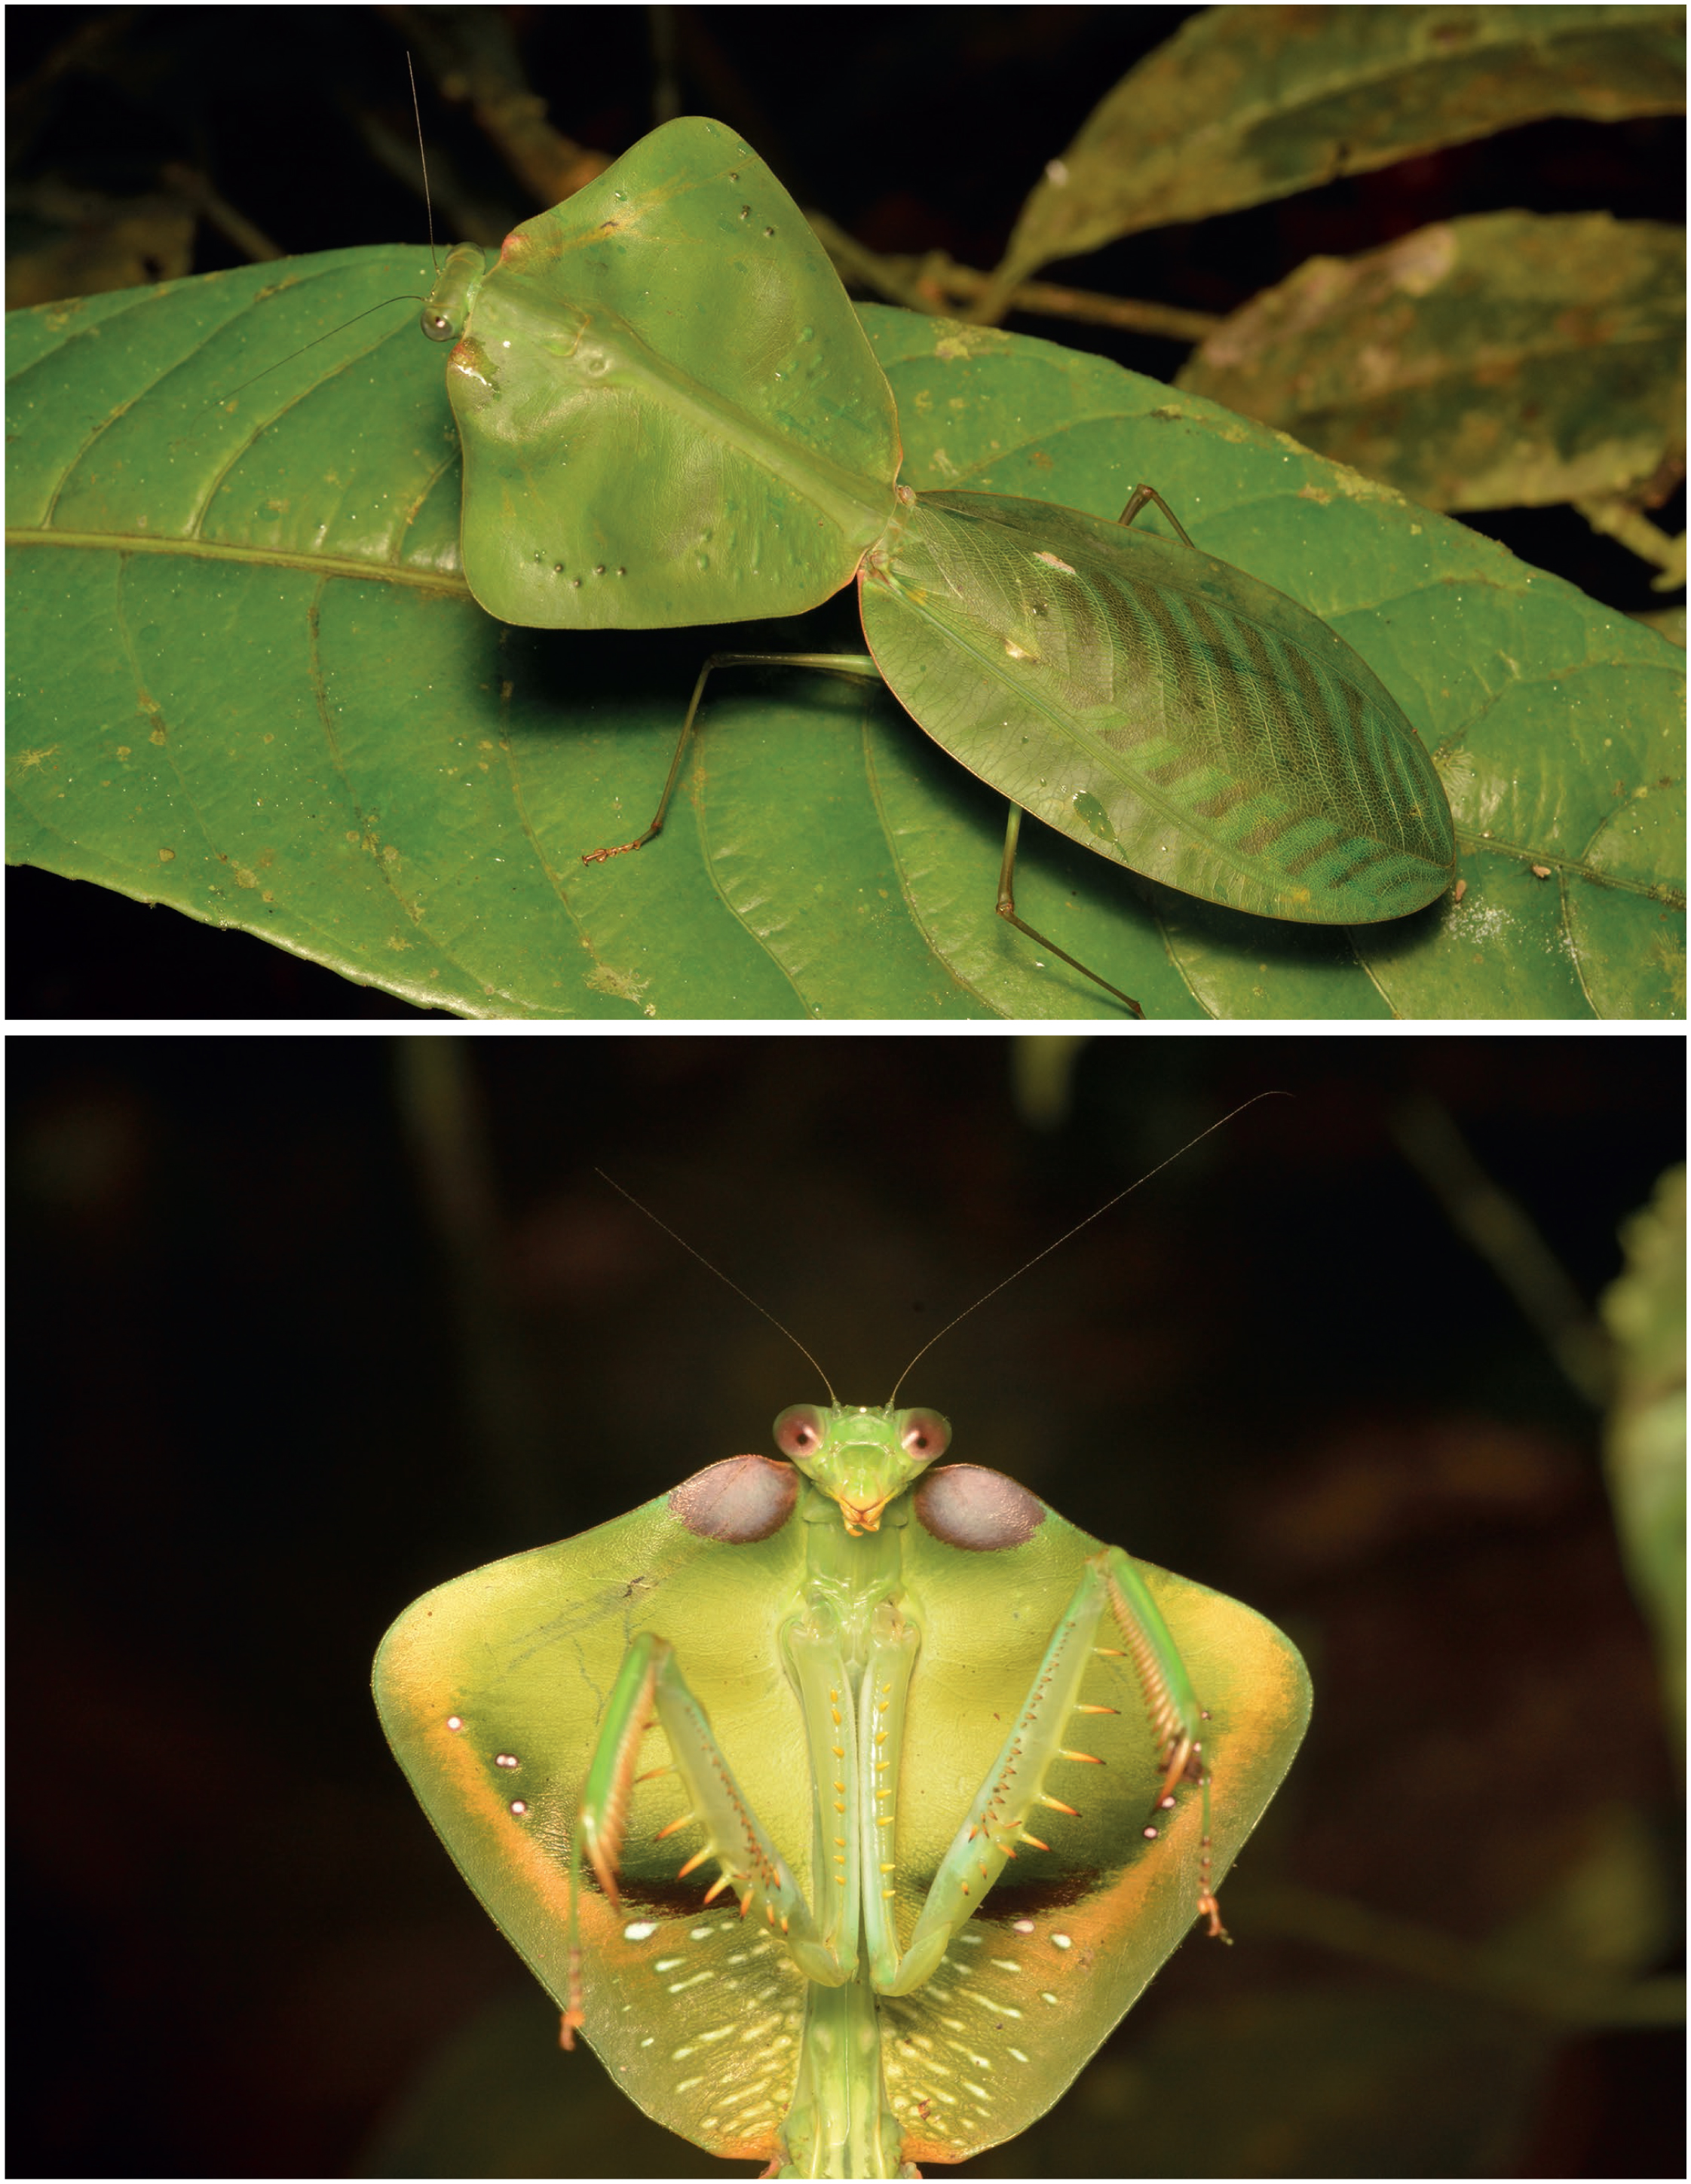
[773,1403,950,1533]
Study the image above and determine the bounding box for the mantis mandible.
[373,1130,1312,2176]
[413,114,1455,1015]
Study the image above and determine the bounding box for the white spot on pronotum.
[1046,158,1070,186]
[1012,1918,1035,1934]
[1040,1991,1059,2004]
[623,1920,658,1941]
[1034,551,1076,574]
[1004,641,1031,660]
[1009,2047,1029,2063]
[690,1925,713,1940]
[989,1959,1022,1973]
[654,1956,686,1973]
[1050,1932,1072,1950]
[1143,1825,1159,1839]
[509,1800,527,1816]
[495,1753,519,1769]
[1159,1794,1176,1809]
[444,1715,464,1732]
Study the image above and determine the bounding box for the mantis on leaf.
[374,1129,1312,2176]
[413,115,1455,1016]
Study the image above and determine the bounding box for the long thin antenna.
[406,51,440,274]
[216,52,438,410]
[215,294,423,402]
[886,1092,1289,1404]
[595,1169,838,1403]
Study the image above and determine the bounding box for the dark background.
[7,4,1684,1018]
[7,1031,1683,2176]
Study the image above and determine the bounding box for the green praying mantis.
[406,113,1456,1017]
[374,1141,1312,2176]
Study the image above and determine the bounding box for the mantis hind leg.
[580,652,880,862]
[1117,482,1197,546]
[995,806,1145,1020]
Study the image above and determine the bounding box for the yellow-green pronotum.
[374,1157,1311,2175]
[414,114,1454,1015]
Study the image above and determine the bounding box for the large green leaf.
[7,251,1683,1017]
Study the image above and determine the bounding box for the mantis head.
[774,1404,951,1534]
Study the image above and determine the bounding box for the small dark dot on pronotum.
[615,566,626,577]
[594,565,605,576]
[571,577,582,589]
[553,563,564,574]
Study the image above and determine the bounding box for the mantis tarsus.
[414,114,1456,1018]
[374,1139,1311,2176]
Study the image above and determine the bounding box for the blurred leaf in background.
[1601,1163,1686,1754]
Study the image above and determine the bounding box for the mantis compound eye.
[900,1410,950,1462]
[774,1404,826,1457]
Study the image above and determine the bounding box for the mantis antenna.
[593,1167,838,1402]
[885,1089,1289,1403]
[214,54,437,405]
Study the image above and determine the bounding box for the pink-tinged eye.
[900,1410,951,1462]
[774,1405,826,1458]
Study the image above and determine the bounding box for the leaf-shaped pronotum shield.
[435,118,901,629]
[374,1470,1310,2168]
